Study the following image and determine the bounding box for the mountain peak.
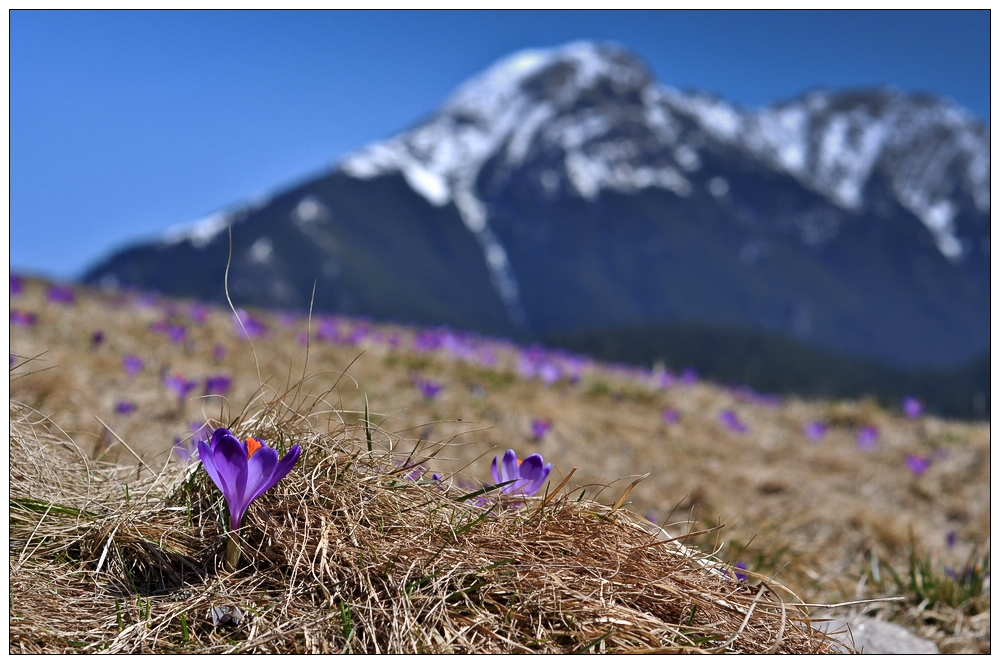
[444,41,652,119]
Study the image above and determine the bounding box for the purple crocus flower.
[657,371,676,389]
[47,284,76,305]
[538,362,561,385]
[233,310,268,339]
[173,437,195,462]
[10,275,23,297]
[902,396,923,419]
[115,401,137,415]
[530,419,551,441]
[122,354,144,377]
[719,410,748,433]
[204,375,232,395]
[10,310,36,327]
[164,374,198,401]
[167,324,187,344]
[198,428,301,531]
[91,331,105,347]
[490,449,552,496]
[734,561,749,582]
[857,425,879,450]
[803,421,827,442]
[173,423,212,462]
[415,377,442,400]
[662,408,680,424]
[680,368,699,385]
[905,454,931,476]
[946,531,957,549]
[190,304,209,324]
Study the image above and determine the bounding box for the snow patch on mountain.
[163,210,233,249]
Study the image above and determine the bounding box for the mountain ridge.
[84,40,989,375]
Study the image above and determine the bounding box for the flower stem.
[224,532,241,571]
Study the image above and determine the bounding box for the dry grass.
[9,275,990,652]
[11,394,837,654]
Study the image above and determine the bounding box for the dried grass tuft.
[10,392,838,654]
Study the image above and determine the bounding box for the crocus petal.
[243,445,280,506]
[501,449,520,484]
[247,445,301,505]
[210,427,241,451]
[518,454,545,480]
[210,434,251,530]
[521,463,552,496]
[491,456,502,485]
[198,440,231,499]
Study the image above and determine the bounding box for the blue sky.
[9,10,990,280]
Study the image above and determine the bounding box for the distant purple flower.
[164,374,198,401]
[10,310,36,327]
[431,473,441,482]
[387,333,400,349]
[174,424,211,461]
[91,330,105,347]
[317,318,341,343]
[719,410,748,433]
[857,425,879,450]
[538,362,561,385]
[415,377,442,400]
[657,371,676,388]
[173,437,195,462]
[10,275,23,297]
[199,428,301,531]
[47,285,75,305]
[680,368,698,385]
[348,324,370,345]
[946,531,957,549]
[189,304,209,324]
[803,421,827,442]
[490,449,552,496]
[167,324,187,344]
[734,561,749,582]
[902,396,923,419]
[232,310,268,339]
[150,319,169,334]
[662,408,680,424]
[530,419,551,441]
[278,312,298,328]
[213,344,227,361]
[413,330,441,353]
[905,454,931,476]
[122,354,144,377]
[516,355,537,379]
[204,375,232,395]
[115,401,137,415]
[395,460,424,482]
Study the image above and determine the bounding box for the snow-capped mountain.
[85,41,989,370]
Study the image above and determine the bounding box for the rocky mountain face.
[84,41,989,371]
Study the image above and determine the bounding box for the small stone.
[821,615,939,654]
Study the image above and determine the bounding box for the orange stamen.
[517,457,523,466]
[246,437,263,459]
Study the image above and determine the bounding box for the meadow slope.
[9,276,990,652]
